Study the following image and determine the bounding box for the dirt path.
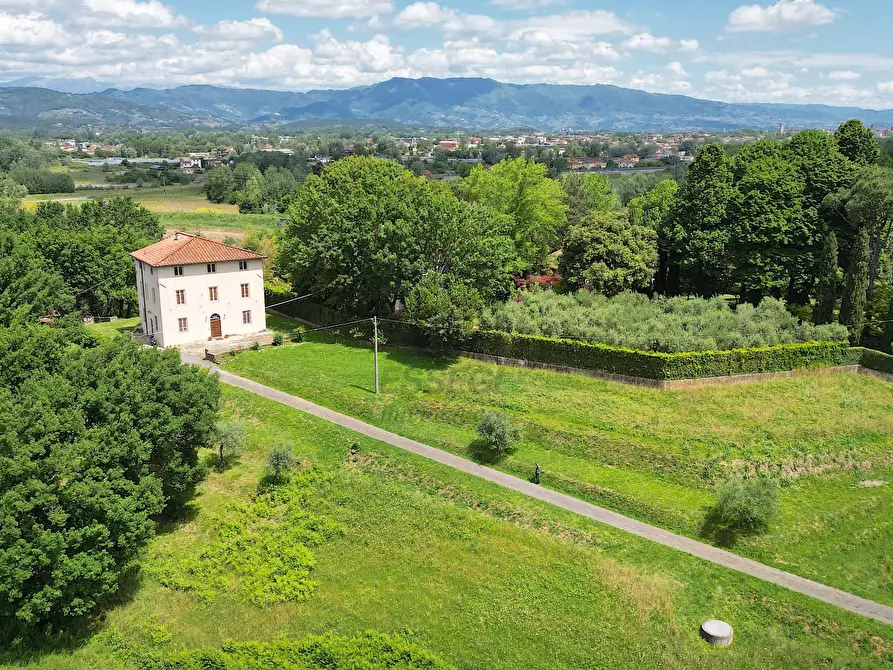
[184,353,893,627]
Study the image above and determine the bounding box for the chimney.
[174,232,181,241]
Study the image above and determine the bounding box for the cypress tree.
[839,228,870,344]
[883,298,893,353]
[813,233,839,325]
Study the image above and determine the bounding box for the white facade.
[135,258,267,348]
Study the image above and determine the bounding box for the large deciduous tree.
[628,179,680,295]
[279,157,516,314]
[670,144,734,295]
[560,172,618,228]
[559,210,657,296]
[0,334,219,632]
[727,155,807,304]
[460,157,567,272]
[835,119,881,166]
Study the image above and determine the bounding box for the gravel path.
[185,353,893,627]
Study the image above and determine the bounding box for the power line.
[74,267,132,299]
[265,291,319,309]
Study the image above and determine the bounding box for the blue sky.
[1,0,892,107]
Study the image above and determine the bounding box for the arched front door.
[210,313,222,338]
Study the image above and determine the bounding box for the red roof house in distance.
[131,233,268,348]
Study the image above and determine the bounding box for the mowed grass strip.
[222,326,893,606]
[12,385,893,669]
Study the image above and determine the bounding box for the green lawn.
[221,324,893,607]
[86,317,141,339]
[157,211,279,237]
[7,385,893,669]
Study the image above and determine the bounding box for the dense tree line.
[0,322,219,635]
[0,191,218,636]
[0,198,162,320]
[278,121,891,349]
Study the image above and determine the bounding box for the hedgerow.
[104,629,455,669]
[146,469,342,606]
[480,290,849,353]
[466,331,853,381]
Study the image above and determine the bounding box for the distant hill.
[0,77,118,95]
[1,77,892,131]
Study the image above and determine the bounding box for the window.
[207,263,216,273]
[239,260,249,270]
[154,316,159,332]
[242,310,252,325]
[174,266,184,276]
[178,317,188,333]
[209,286,219,302]
[240,283,249,298]
[150,266,153,275]
[151,287,156,303]
[175,289,185,305]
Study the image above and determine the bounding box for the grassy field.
[220,325,893,607]
[6,384,893,669]
[86,317,141,339]
[22,182,279,237]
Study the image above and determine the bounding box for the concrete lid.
[701,620,733,638]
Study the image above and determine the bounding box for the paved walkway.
[184,353,893,627]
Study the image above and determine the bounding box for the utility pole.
[373,316,380,394]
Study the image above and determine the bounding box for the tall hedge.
[466,331,853,381]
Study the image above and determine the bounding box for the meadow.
[6,385,893,669]
[221,324,893,607]
[23,181,279,239]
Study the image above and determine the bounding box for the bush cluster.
[702,478,780,545]
[108,630,455,669]
[476,411,520,455]
[481,290,849,353]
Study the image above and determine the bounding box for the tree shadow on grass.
[0,565,145,666]
[699,508,752,548]
[467,438,506,465]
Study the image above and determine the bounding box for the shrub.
[214,421,246,469]
[476,411,520,455]
[252,340,261,351]
[702,477,779,545]
[481,289,849,353]
[267,441,297,480]
[272,332,284,346]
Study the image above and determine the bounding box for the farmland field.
[6,384,893,669]
[221,323,893,607]
[22,182,279,238]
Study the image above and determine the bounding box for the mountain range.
[1,76,892,132]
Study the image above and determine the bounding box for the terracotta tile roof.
[130,233,266,267]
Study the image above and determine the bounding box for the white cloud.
[0,11,68,47]
[256,0,393,19]
[878,82,893,94]
[74,0,189,28]
[0,0,65,8]
[667,61,688,77]
[628,72,693,95]
[827,70,861,80]
[193,18,283,47]
[623,33,700,54]
[507,10,636,42]
[726,0,838,33]
[488,0,565,10]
